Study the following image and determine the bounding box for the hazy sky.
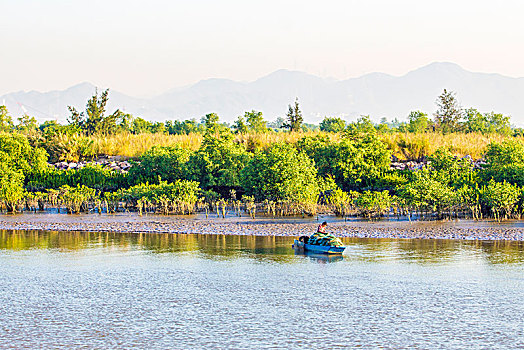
[1,0,523,96]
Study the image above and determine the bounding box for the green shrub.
[26,164,127,192]
[241,143,319,212]
[480,179,520,220]
[0,162,25,212]
[121,180,200,214]
[354,190,392,218]
[0,132,48,174]
[188,131,250,190]
[127,145,191,185]
[481,139,524,186]
[58,184,97,214]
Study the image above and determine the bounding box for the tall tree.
[84,89,109,134]
[233,115,248,134]
[407,110,431,133]
[282,98,303,132]
[67,88,123,135]
[245,110,267,133]
[320,117,346,133]
[434,89,462,134]
[0,106,14,132]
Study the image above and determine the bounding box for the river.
[1,230,523,349]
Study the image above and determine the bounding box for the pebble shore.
[1,214,524,241]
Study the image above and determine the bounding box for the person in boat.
[310,222,330,246]
[306,221,343,247]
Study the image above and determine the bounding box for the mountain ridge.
[2,62,524,124]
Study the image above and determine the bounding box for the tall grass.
[380,132,519,160]
[81,131,521,159]
[91,133,203,157]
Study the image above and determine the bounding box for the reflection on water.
[2,230,524,265]
[1,230,524,349]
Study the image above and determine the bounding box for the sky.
[1,0,523,96]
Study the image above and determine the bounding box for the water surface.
[1,230,523,349]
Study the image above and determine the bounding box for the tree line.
[0,89,523,220]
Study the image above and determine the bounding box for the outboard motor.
[298,235,309,244]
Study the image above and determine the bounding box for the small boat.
[293,237,345,255]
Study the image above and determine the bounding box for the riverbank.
[1,213,524,241]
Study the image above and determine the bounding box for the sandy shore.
[1,213,524,241]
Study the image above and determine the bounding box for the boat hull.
[293,239,345,254]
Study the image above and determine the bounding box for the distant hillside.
[2,62,524,124]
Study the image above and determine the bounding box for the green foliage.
[241,142,318,206]
[297,133,392,191]
[67,89,129,135]
[325,188,355,217]
[319,117,346,133]
[482,139,524,186]
[0,162,25,212]
[282,98,303,132]
[345,116,376,137]
[334,135,392,190]
[463,108,511,135]
[26,164,127,192]
[434,89,462,134]
[15,114,38,135]
[244,110,267,133]
[128,146,191,185]
[354,190,392,218]
[232,115,248,134]
[0,132,48,174]
[480,179,520,220]
[0,106,14,132]
[40,132,96,162]
[427,148,475,187]
[59,184,97,214]
[121,180,200,214]
[397,169,455,215]
[406,111,431,133]
[165,119,203,135]
[201,113,220,132]
[189,131,250,190]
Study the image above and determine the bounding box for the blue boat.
[293,239,345,255]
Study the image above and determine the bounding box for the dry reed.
[85,130,520,159]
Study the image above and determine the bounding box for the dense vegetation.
[1,89,524,221]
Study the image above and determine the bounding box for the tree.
[16,114,38,135]
[282,98,303,132]
[165,119,202,135]
[345,115,376,138]
[0,106,13,132]
[463,108,487,133]
[241,143,318,205]
[0,133,48,174]
[407,111,431,133]
[320,117,346,133]
[297,132,392,191]
[233,115,248,134]
[67,89,124,135]
[0,162,25,213]
[481,139,524,186]
[267,117,286,130]
[127,146,192,185]
[434,89,462,134]
[245,110,267,133]
[188,131,251,190]
[485,112,511,135]
[201,113,220,131]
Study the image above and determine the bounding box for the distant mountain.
[2,62,524,124]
